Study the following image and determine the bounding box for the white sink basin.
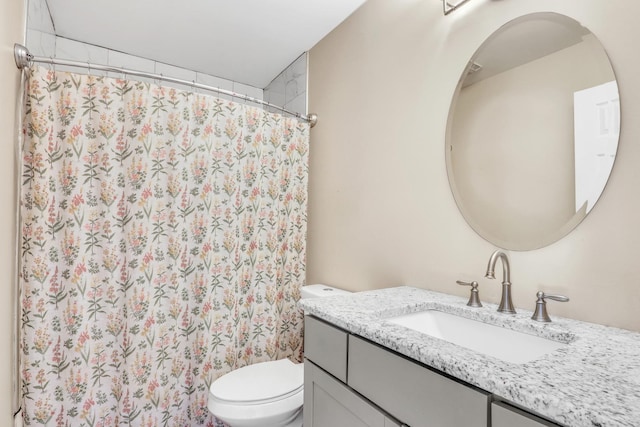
[387,310,566,364]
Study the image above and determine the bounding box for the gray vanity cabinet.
[303,316,400,427]
[348,336,490,427]
[304,360,401,427]
[492,402,559,427]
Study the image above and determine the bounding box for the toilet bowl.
[207,284,350,427]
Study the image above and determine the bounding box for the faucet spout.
[485,250,516,314]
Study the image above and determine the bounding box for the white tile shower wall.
[48,37,264,103]
[25,0,263,104]
[264,53,307,116]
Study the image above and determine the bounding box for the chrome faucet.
[485,250,516,314]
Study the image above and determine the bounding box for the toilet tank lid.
[210,359,303,403]
[301,284,351,299]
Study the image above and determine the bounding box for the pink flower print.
[284,192,293,209]
[243,161,257,186]
[69,124,83,141]
[129,287,149,320]
[126,222,148,256]
[254,132,263,146]
[141,122,152,137]
[127,94,147,125]
[127,157,147,189]
[63,300,83,335]
[98,113,117,141]
[190,213,208,244]
[223,173,237,196]
[132,351,151,385]
[204,124,213,137]
[105,311,123,337]
[171,357,185,379]
[245,292,255,307]
[222,230,236,254]
[32,181,49,212]
[169,296,182,320]
[81,393,95,419]
[286,142,297,157]
[166,112,183,137]
[141,315,155,336]
[249,186,261,204]
[75,329,90,352]
[239,269,251,294]
[82,80,97,98]
[28,108,50,139]
[190,154,208,185]
[32,327,51,354]
[166,174,181,198]
[267,179,279,200]
[270,129,283,148]
[139,186,153,206]
[201,300,213,317]
[295,186,306,205]
[62,229,80,266]
[167,236,181,260]
[222,288,235,311]
[65,368,88,404]
[32,397,55,425]
[265,285,276,305]
[192,97,209,125]
[224,118,239,140]
[224,346,237,368]
[30,256,50,283]
[190,272,207,303]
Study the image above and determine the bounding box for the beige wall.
[307,0,640,332]
[0,0,25,422]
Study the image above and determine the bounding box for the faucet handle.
[456,280,482,307]
[531,291,569,322]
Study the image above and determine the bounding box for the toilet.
[207,284,351,427]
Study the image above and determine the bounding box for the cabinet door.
[492,402,560,427]
[304,360,401,427]
[348,335,490,427]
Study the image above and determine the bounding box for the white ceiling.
[47,0,367,88]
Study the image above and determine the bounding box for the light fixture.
[443,0,471,15]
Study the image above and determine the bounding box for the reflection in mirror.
[446,13,619,251]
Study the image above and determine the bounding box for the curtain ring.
[87,60,91,77]
[192,80,197,94]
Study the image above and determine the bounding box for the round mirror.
[446,12,620,250]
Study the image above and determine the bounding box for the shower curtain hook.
[87,60,91,77]
[192,79,197,94]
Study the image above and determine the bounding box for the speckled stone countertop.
[299,286,640,427]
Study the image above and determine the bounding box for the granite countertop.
[299,286,640,427]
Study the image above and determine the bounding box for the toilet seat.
[208,359,304,427]
[210,358,303,404]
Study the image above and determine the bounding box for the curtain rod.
[13,43,318,128]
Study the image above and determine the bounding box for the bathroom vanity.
[300,287,640,427]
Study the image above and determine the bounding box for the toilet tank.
[300,284,351,299]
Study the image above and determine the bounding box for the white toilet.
[207,284,351,427]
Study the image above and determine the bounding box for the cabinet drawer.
[304,360,401,427]
[348,335,490,427]
[304,316,348,382]
[492,402,560,427]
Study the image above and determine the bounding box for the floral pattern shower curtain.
[20,66,309,427]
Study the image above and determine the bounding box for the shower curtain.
[20,66,309,427]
